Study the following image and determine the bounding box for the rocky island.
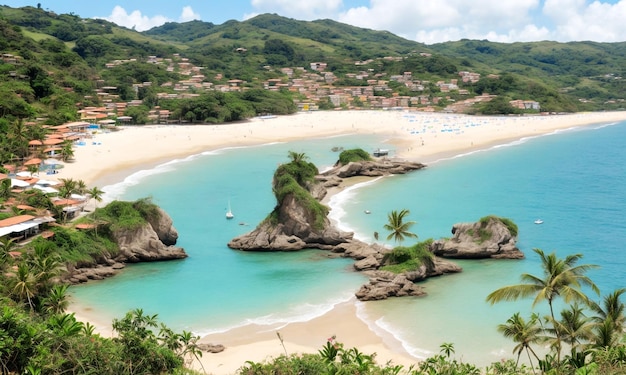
[228,149,523,301]
[63,201,187,284]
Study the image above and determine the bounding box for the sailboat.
[226,200,234,220]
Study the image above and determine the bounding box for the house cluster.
[88,50,546,119]
[91,53,498,116]
[1,121,96,241]
[0,171,88,242]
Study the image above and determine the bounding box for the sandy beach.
[65,110,626,374]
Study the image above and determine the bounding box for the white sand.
[64,110,626,374]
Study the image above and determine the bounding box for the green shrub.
[269,155,328,230]
[338,148,372,165]
[381,239,434,273]
[479,215,518,237]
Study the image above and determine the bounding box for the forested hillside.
[0,5,624,130]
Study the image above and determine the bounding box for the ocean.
[70,118,626,366]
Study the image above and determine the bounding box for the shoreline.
[65,110,626,374]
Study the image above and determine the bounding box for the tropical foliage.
[381,239,435,274]
[337,148,373,165]
[0,196,203,374]
[487,248,626,374]
[384,209,418,243]
[268,151,328,229]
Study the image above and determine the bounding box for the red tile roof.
[0,215,35,227]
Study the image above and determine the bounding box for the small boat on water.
[534,219,544,224]
[364,210,371,214]
[226,200,234,220]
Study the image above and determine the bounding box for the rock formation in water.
[64,207,187,284]
[228,159,425,251]
[228,153,523,301]
[430,216,524,259]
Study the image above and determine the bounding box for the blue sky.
[3,0,625,44]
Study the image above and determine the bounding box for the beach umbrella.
[10,178,30,188]
[24,158,42,166]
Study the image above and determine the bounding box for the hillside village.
[98,53,541,123]
[2,50,541,125]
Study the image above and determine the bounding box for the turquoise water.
[71,120,626,365]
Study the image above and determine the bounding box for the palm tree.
[87,186,104,206]
[497,312,542,372]
[76,179,87,195]
[383,209,418,243]
[0,236,18,270]
[59,140,74,162]
[58,178,77,198]
[551,304,594,353]
[589,288,626,347]
[439,342,455,358]
[486,248,600,364]
[287,150,307,163]
[11,263,38,310]
[87,186,105,235]
[42,284,70,315]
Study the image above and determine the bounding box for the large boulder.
[145,206,179,246]
[111,223,187,262]
[355,271,427,301]
[63,207,187,284]
[430,216,524,259]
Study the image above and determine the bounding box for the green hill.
[0,4,624,127]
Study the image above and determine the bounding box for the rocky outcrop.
[64,208,187,284]
[354,260,465,301]
[355,271,427,300]
[229,157,523,301]
[228,159,425,252]
[322,159,426,178]
[430,217,524,259]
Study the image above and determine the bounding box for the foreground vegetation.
[0,195,204,374]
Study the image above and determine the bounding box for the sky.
[3,0,626,44]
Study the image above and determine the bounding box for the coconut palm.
[0,236,18,269]
[87,186,104,206]
[383,209,418,244]
[589,288,626,347]
[58,178,78,198]
[498,312,542,372]
[486,248,600,364]
[11,264,38,310]
[59,140,74,162]
[76,179,87,194]
[287,150,307,163]
[551,304,594,353]
[42,285,70,315]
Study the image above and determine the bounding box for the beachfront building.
[0,214,56,242]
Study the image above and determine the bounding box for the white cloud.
[336,0,626,44]
[103,6,168,31]
[179,6,200,22]
[543,0,626,42]
[102,6,200,31]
